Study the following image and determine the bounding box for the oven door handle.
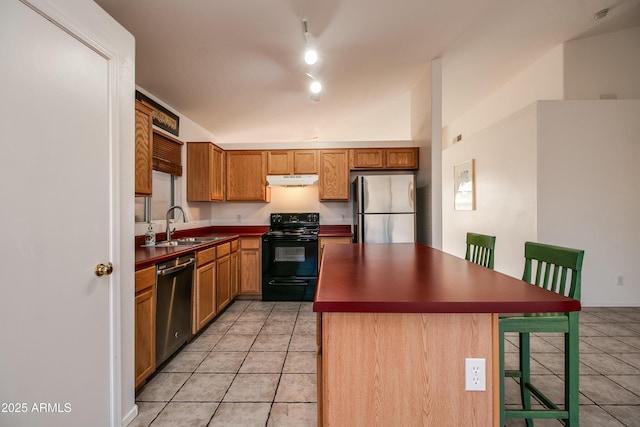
[157,258,195,276]
[267,279,310,285]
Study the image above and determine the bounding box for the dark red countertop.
[135,225,269,270]
[318,224,353,238]
[313,243,581,314]
[135,224,352,270]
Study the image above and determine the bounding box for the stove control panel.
[270,212,319,225]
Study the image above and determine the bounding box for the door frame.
[21,0,136,424]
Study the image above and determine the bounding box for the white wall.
[442,104,538,278]
[564,26,640,100]
[443,45,564,150]
[537,100,640,306]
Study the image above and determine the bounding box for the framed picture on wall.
[454,159,475,210]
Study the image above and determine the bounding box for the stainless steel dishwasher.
[156,253,195,367]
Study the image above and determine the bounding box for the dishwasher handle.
[157,257,195,276]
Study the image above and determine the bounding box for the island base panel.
[319,312,496,426]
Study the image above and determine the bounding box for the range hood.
[267,175,319,186]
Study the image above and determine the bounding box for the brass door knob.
[95,262,114,277]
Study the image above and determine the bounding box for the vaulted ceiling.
[96,0,640,144]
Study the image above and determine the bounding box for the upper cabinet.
[134,101,153,196]
[267,150,318,175]
[226,151,270,202]
[319,149,350,201]
[187,141,225,201]
[385,147,419,169]
[293,150,318,174]
[350,147,418,170]
[349,148,384,169]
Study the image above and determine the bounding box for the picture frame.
[135,90,180,136]
[454,159,475,210]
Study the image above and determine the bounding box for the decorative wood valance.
[153,130,183,176]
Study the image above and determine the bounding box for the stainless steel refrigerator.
[354,174,416,243]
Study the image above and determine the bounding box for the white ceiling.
[95,0,640,145]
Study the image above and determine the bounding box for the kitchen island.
[313,243,580,426]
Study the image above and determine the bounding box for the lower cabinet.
[239,237,261,297]
[135,265,156,388]
[193,246,217,334]
[231,240,239,298]
[216,242,232,312]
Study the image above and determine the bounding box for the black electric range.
[261,212,319,301]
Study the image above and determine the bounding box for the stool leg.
[519,332,534,427]
[566,312,580,426]
[500,325,506,427]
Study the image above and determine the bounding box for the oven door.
[262,235,318,278]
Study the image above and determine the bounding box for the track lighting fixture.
[302,19,318,65]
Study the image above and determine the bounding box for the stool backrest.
[465,232,496,269]
[522,241,585,300]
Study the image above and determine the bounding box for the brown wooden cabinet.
[350,147,419,170]
[319,150,350,201]
[216,242,232,312]
[266,150,293,175]
[293,150,318,174]
[349,148,384,169]
[267,150,318,175]
[226,151,270,201]
[187,141,225,201]
[385,147,419,169]
[193,246,217,334]
[239,237,261,296]
[135,265,156,388]
[134,101,153,196]
[231,240,239,298]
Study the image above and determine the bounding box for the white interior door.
[0,1,116,425]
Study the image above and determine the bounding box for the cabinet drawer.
[217,242,230,258]
[135,265,156,293]
[197,247,217,266]
[231,239,239,252]
[240,238,260,250]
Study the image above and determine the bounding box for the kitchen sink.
[143,236,225,248]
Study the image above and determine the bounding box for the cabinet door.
[267,150,293,175]
[231,241,239,298]
[210,145,225,200]
[385,147,418,169]
[226,151,269,201]
[293,150,318,174]
[217,253,232,311]
[239,238,261,295]
[134,265,156,388]
[135,101,153,196]
[350,148,384,169]
[187,142,225,201]
[216,243,231,311]
[319,150,350,201]
[194,261,216,334]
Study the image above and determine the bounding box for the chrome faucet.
[165,205,187,241]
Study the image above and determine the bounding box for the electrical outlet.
[465,358,486,391]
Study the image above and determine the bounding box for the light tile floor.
[132,300,317,427]
[132,302,640,427]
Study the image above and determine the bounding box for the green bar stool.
[465,232,496,269]
[499,242,584,426]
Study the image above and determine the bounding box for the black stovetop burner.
[265,212,320,237]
